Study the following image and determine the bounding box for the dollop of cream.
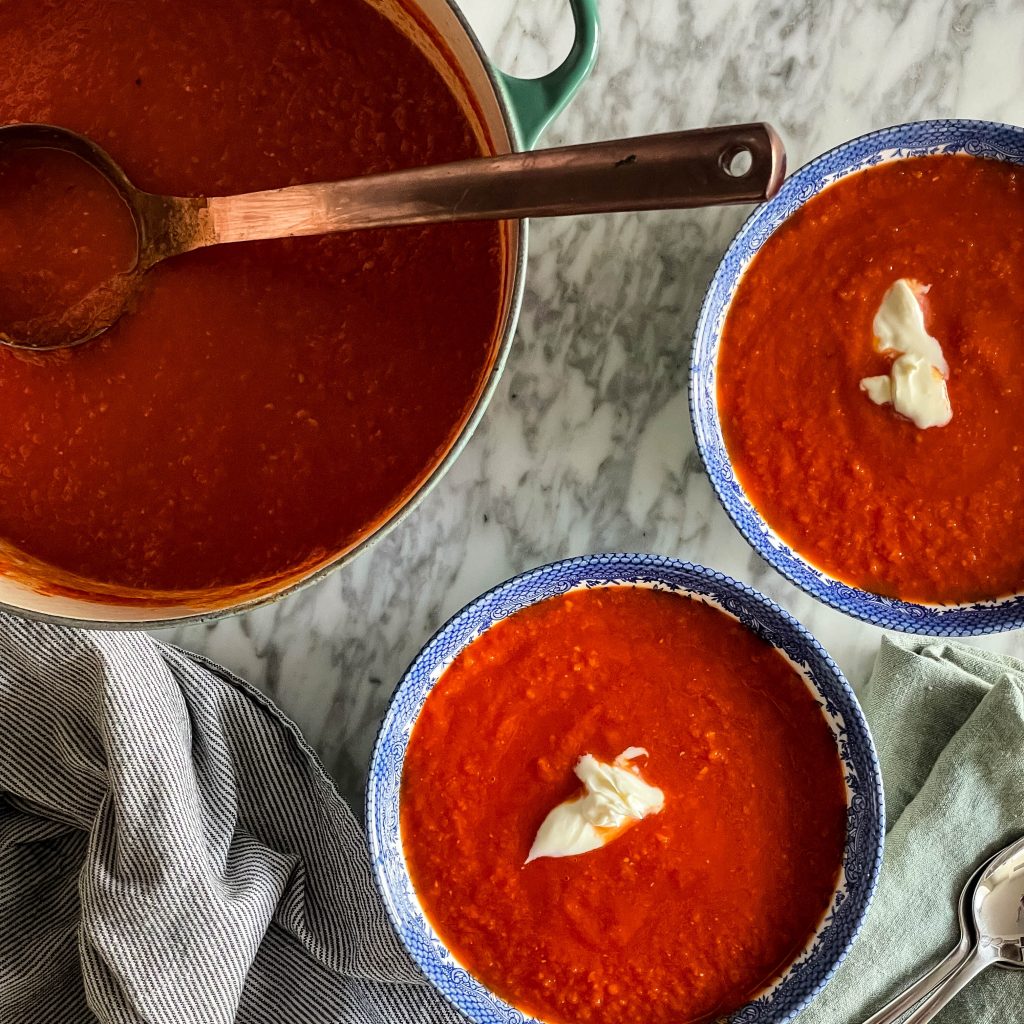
[525,749,665,864]
[859,278,952,429]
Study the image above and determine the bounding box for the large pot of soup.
[0,0,598,626]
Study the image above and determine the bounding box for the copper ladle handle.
[202,123,786,245]
[0,121,785,349]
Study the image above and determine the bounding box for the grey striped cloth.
[0,616,462,1024]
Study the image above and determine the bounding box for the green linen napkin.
[798,637,1024,1023]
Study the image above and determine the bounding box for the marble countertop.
[155,0,1024,814]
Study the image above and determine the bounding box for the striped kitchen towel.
[0,616,462,1024]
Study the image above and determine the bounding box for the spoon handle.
[896,952,992,1024]
[858,940,974,1024]
[204,124,785,244]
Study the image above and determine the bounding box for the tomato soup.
[401,587,847,1024]
[0,0,504,599]
[718,154,1024,604]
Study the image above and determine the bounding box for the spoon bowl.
[0,120,784,350]
[0,123,213,350]
[973,835,1024,965]
[862,833,1024,1024]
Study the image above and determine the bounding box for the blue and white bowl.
[366,553,884,1024]
[690,119,1024,636]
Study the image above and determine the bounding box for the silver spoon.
[861,835,1024,1024]
[898,835,1024,1023]
[859,855,992,1024]
[0,121,784,351]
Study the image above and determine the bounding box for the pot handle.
[494,0,599,150]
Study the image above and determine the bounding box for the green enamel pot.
[9,0,599,626]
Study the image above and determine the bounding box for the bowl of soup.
[691,119,1024,635]
[0,0,597,626]
[367,553,883,1024]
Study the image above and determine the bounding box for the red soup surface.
[401,587,847,1024]
[0,0,504,600]
[718,154,1024,604]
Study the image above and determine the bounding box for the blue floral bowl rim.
[688,117,1024,637]
[365,552,885,1024]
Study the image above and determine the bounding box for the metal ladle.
[0,121,785,350]
[862,834,1024,1024]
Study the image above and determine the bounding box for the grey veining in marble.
[155,0,1024,815]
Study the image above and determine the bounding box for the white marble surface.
[155,0,1024,813]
